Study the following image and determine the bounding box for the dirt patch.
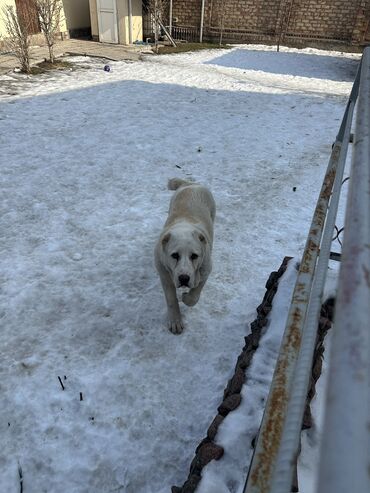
[30,59,76,75]
[157,42,231,55]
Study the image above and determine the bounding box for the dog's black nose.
[178,274,190,287]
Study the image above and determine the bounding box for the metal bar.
[157,16,177,47]
[169,0,173,36]
[128,0,133,44]
[270,63,360,493]
[329,251,341,262]
[200,0,206,42]
[243,141,340,493]
[243,57,362,493]
[317,46,370,493]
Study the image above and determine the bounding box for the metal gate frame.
[243,46,370,493]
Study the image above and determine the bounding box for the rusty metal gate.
[243,47,370,493]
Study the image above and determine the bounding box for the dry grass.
[30,59,74,74]
[157,42,231,55]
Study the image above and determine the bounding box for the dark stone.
[312,355,323,383]
[319,316,331,333]
[224,367,245,399]
[197,442,224,467]
[245,331,260,349]
[218,394,242,416]
[259,317,268,328]
[251,329,262,349]
[195,437,211,454]
[264,286,277,305]
[256,301,270,317]
[207,414,224,440]
[265,271,279,290]
[171,487,182,493]
[235,348,254,370]
[181,474,201,493]
[250,319,262,333]
[189,455,202,476]
[244,333,253,347]
[302,403,313,430]
[278,256,292,276]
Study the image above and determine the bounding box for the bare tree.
[34,0,63,63]
[144,0,172,52]
[1,5,32,73]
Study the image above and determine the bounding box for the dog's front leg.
[158,270,184,334]
[182,279,207,307]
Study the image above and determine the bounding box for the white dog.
[155,178,216,334]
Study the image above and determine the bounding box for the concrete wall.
[117,0,142,43]
[63,0,91,30]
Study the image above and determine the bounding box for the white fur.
[154,178,216,334]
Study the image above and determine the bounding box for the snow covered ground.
[0,45,359,493]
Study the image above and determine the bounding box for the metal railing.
[243,46,369,493]
[316,46,370,493]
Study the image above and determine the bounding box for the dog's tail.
[168,177,195,190]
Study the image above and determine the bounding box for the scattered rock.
[172,257,293,493]
[218,393,242,416]
[224,367,245,399]
[235,348,254,370]
[197,442,224,466]
[181,474,201,493]
[207,414,224,440]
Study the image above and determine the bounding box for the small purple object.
[104,64,111,72]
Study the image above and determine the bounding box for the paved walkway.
[0,38,152,74]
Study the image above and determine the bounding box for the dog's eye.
[190,253,198,261]
[171,253,179,261]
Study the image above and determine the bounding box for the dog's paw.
[168,318,184,335]
[182,291,199,307]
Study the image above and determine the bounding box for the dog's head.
[160,223,209,290]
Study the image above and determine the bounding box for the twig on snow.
[18,463,23,493]
[57,376,65,390]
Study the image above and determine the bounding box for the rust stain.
[249,309,302,490]
[322,165,337,200]
[300,238,320,273]
[293,282,308,303]
[288,308,303,350]
[250,361,288,490]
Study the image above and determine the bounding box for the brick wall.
[171,0,370,46]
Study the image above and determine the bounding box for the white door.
[97,0,118,44]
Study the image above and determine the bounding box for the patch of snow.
[0,44,356,492]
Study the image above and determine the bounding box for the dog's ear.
[162,233,171,246]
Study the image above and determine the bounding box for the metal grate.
[171,25,200,42]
